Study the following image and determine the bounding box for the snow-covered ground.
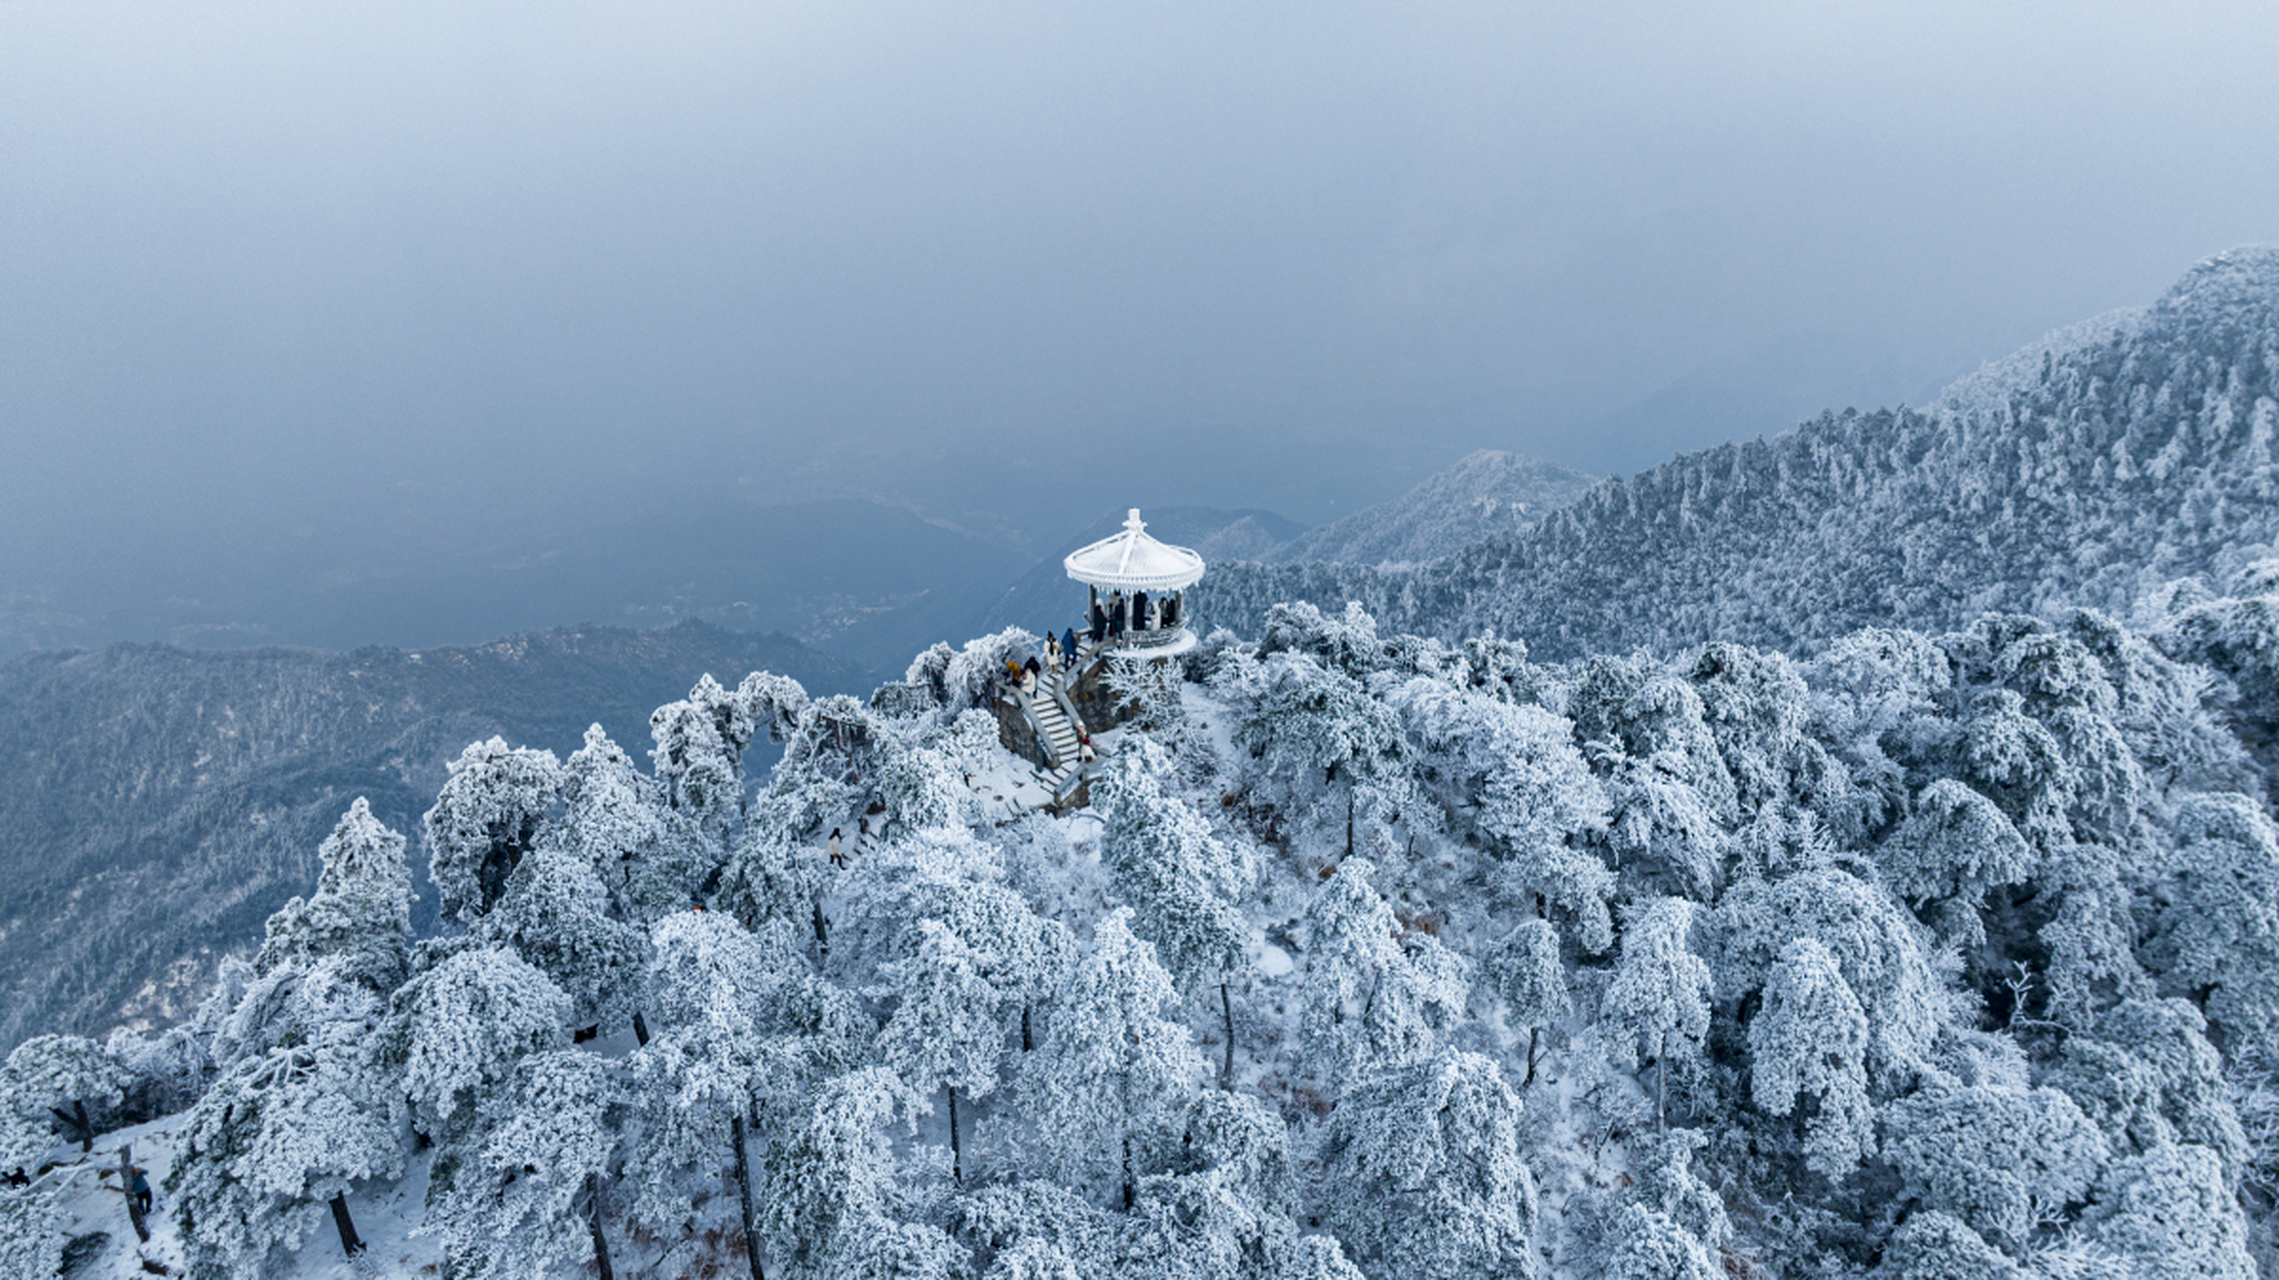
[42,1114,441,1278]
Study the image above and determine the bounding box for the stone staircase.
[1021,667,1085,794]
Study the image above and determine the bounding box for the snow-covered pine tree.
[716,789,830,943]
[0,1034,128,1154]
[104,1017,216,1127]
[1280,1234,1369,1280]
[1020,909,1203,1208]
[939,627,1041,715]
[1954,687,2077,858]
[740,669,812,745]
[1567,656,1740,902]
[554,723,710,931]
[1314,1048,1542,1280]
[257,795,416,996]
[380,944,570,1137]
[1095,735,1256,1083]
[0,1043,91,1276]
[1872,1210,2025,1280]
[1566,655,1739,824]
[418,1048,620,1280]
[628,907,827,1277]
[425,737,565,925]
[650,672,756,853]
[871,917,1008,1184]
[1256,600,1385,680]
[1603,1205,1720,1280]
[0,1073,53,1181]
[868,707,999,840]
[984,1235,1089,1280]
[0,1178,63,1280]
[827,827,1073,1068]
[1876,778,2036,949]
[167,799,419,1272]
[951,1179,1112,1278]
[1297,858,1471,1091]
[1599,896,1712,1129]
[479,844,647,1035]
[167,1017,402,1276]
[1805,626,1956,839]
[2048,998,2249,1190]
[1880,1082,2106,1253]
[1685,642,1820,822]
[2081,1141,2258,1279]
[1226,648,1421,855]
[1387,674,1614,949]
[1711,861,1945,1088]
[1747,937,1874,1178]
[1484,918,1570,1085]
[2138,791,2279,1046]
[1628,1128,1730,1260]
[1111,1090,1299,1278]
[759,1064,940,1279]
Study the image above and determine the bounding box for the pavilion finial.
[1125,508,1145,533]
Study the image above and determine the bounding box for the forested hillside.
[1198,249,2279,660]
[0,621,864,1056]
[5,573,2278,1277]
[1260,449,1597,567]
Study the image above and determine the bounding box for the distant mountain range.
[1198,248,2279,660]
[0,621,864,1053]
[0,497,1030,677]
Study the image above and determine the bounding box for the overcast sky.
[4,1,2277,622]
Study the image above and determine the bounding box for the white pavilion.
[1062,509,1204,656]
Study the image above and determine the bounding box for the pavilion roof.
[1063,509,1206,592]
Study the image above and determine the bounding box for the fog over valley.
[6,2,2278,654]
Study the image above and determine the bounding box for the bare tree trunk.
[72,1100,92,1153]
[1021,1005,1033,1053]
[812,902,829,958]
[1655,1030,1668,1132]
[731,1111,765,1280]
[1524,1027,1540,1087]
[632,1011,650,1047]
[1219,981,1235,1090]
[329,1193,365,1258]
[586,1173,615,1280]
[49,1097,88,1147]
[117,1143,148,1243]
[947,1087,962,1186]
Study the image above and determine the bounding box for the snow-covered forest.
[8,552,2279,1278]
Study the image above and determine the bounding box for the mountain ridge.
[1260,449,1597,567]
[0,619,866,1053]
[1195,247,2279,659]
